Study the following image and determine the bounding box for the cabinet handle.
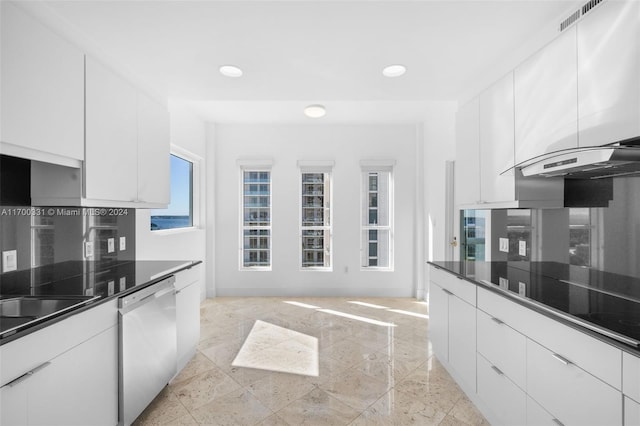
[551,353,572,366]
[491,317,504,325]
[491,365,505,376]
[552,419,564,426]
[442,289,454,296]
[1,362,51,388]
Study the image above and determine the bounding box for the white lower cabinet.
[175,265,202,373]
[477,353,526,426]
[526,396,557,426]
[526,338,622,426]
[624,351,640,403]
[626,396,640,426]
[0,301,118,425]
[428,266,477,392]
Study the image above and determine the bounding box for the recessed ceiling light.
[382,64,407,78]
[219,65,243,78]
[304,104,326,118]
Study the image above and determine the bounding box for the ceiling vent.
[559,0,605,32]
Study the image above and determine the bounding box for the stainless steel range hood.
[518,138,640,179]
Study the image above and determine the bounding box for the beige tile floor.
[134,297,489,425]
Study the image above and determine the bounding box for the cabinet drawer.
[527,339,622,426]
[526,396,557,426]
[0,299,117,386]
[626,396,640,426]
[624,351,640,402]
[477,353,526,426]
[477,309,526,388]
[175,264,201,292]
[429,266,476,306]
[478,286,622,389]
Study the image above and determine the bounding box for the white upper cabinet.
[455,98,481,206]
[515,26,578,165]
[85,56,139,203]
[479,72,516,204]
[577,0,640,148]
[0,2,84,164]
[137,92,171,206]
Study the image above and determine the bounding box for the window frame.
[150,146,201,234]
[238,161,273,271]
[298,161,334,271]
[360,161,395,271]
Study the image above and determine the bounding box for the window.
[361,166,393,269]
[150,154,193,231]
[241,170,271,269]
[300,168,332,269]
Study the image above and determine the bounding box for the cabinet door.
[515,26,578,165]
[527,338,622,426]
[624,352,640,403]
[577,1,640,147]
[526,395,557,426]
[137,92,170,206]
[176,280,201,372]
[479,72,515,203]
[85,56,138,203]
[455,98,481,206]
[626,396,640,426]
[0,2,84,161]
[429,281,449,362]
[28,326,118,426]
[0,379,28,426]
[448,295,476,390]
[477,353,526,426]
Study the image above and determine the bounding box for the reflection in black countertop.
[0,260,200,299]
[0,260,201,343]
[429,260,640,349]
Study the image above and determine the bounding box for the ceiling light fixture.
[219,65,243,78]
[304,104,326,118]
[382,64,407,78]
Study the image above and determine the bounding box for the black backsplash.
[461,176,640,279]
[0,205,135,276]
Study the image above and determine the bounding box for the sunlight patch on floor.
[317,309,397,327]
[387,309,429,319]
[283,301,321,309]
[347,301,390,309]
[232,320,319,377]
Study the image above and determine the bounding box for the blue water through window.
[150,154,193,230]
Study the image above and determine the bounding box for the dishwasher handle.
[119,276,175,314]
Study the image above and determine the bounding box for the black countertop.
[429,260,640,354]
[0,260,201,344]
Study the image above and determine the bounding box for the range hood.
[518,138,640,179]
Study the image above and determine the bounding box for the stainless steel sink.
[0,296,98,338]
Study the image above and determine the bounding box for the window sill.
[150,226,202,236]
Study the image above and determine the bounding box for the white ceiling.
[34,0,581,123]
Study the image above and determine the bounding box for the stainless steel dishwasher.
[119,276,177,426]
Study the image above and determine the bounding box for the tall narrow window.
[300,168,332,269]
[361,165,393,269]
[241,169,271,269]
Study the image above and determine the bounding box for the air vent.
[560,9,581,32]
[582,0,604,16]
[559,0,606,32]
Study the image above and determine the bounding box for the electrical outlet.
[519,282,527,297]
[108,280,115,296]
[119,236,126,251]
[2,250,17,273]
[519,240,527,257]
[85,242,94,258]
[499,277,509,290]
[499,238,509,253]
[119,277,127,291]
[107,238,115,253]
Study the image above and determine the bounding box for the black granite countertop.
[0,260,202,344]
[428,260,640,354]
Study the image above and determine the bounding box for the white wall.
[136,103,208,299]
[422,103,458,299]
[211,123,420,297]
